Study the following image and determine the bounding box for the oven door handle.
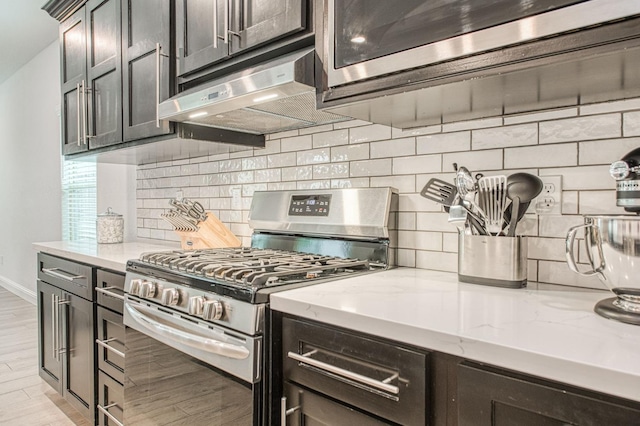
[125,302,250,360]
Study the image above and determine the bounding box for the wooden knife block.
[175,212,241,250]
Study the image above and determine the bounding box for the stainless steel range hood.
[158,49,347,134]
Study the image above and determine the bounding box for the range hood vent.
[159,49,347,134]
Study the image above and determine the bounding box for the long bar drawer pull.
[97,403,123,426]
[95,286,125,301]
[287,350,400,395]
[42,267,85,282]
[96,338,125,358]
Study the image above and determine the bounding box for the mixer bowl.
[566,215,640,313]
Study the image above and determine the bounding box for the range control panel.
[289,194,332,216]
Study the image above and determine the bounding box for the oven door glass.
[123,297,260,425]
[124,326,254,425]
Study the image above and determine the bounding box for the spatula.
[420,178,457,207]
[478,175,508,236]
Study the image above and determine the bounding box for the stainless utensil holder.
[458,233,527,288]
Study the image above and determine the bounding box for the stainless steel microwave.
[324,0,640,88]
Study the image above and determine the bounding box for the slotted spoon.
[478,175,508,236]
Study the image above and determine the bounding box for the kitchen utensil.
[176,213,241,249]
[478,175,508,236]
[170,198,208,222]
[97,207,124,243]
[505,173,543,237]
[420,178,457,207]
[456,166,476,197]
[566,215,640,325]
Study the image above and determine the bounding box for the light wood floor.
[0,286,90,426]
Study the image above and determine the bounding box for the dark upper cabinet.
[176,0,306,77]
[121,0,173,141]
[59,0,122,155]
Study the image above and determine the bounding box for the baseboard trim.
[0,275,36,305]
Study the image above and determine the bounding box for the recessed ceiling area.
[0,0,58,85]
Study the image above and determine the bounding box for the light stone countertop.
[33,240,180,272]
[270,267,640,403]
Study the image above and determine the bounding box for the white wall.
[0,41,137,302]
[0,42,62,300]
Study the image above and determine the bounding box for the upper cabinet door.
[229,0,305,54]
[85,0,122,150]
[177,0,229,77]
[122,0,173,141]
[60,8,88,155]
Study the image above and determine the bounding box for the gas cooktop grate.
[138,248,373,288]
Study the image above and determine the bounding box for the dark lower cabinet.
[97,370,124,426]
[37,279,95,421]
[457,362,640,426]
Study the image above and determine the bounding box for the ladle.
[506,173,543,237]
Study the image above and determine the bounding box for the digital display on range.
[289,194,331,216]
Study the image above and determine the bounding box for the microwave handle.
[125,302,250,360]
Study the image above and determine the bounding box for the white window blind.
[61,159,97,241]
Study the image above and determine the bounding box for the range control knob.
[188,296,205,315]
[161,288,180,306]
[128,278,143,295]
[138,281,156,298]
[202,299,224,321]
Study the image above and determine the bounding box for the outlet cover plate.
[535,176,562,215]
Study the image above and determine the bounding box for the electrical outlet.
[0,256,4,265]
[535,176,562,215]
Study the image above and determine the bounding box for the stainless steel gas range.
[122,188,397,425]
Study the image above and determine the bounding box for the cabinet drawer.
[96,269,125,314]
[38,253,93,300]
[97,370,124,426]
[283,318,428,425]
[97,306,125,383]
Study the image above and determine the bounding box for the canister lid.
[98,207,122,217]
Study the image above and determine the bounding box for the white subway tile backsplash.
[540,165,614,190]
[415,250,457,272]
[370,175,415,193]
[350,124,392,143]
[578,137,640,166]
[136,96,640,289]
[350,159,392,177]
[393,154,441,175]
[442,149,503,171]
[539,114,620,143]
[398,231,442,251]
[331,178,370,188]
[397,249,416,268]
[623,111,640,137]
[370,138,415,158]
[472,123,537,150]
[578,190,617,214]
[313,163,349,179]
[297,148,330,165]
[331,143,369,162]
[416,212,454,232]
[281,135,312,152]
[267,152,297,168]
[312,129,349,148]
[504,144,577,168]
[398,212,416,230]
[417,131,470,154]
